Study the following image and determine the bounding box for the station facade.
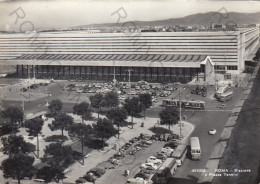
[0,27,259,82]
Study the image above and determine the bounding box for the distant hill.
[72,11,260,29]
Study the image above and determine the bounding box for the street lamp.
[113,60,117,84]
[178,86,185,140]
[126,69,134,98]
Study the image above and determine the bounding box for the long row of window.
[214,65,238,70]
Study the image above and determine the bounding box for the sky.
[0,0,260,31]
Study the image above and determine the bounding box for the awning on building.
[245,42,260,62]
[3,54,210,68]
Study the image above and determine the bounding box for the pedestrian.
[127,169,130,176]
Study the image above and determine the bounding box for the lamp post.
[113,60,117,84]
[126,69,133,98]
[178,87,185,140]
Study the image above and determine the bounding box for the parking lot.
[96,140,165,184]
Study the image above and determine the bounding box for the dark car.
[21,87,27,92]
[134,172,150,180]
[164,140,179,149]
[86,167,106,178]
[75,177,87,184]
[140,168,156,175]
[155,153,167,161]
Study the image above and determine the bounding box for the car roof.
[149,156,156,159]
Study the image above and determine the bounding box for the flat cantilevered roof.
[4,54,210,68]
[245,42,260,62]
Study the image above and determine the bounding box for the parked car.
[86,167,106,178]
[134,172,150,180]
[126,177,147,184]
[160,147,174,156]
[140,163,158,170]
[146,156,162,165]
[135,146,142,151]
[83,173,96,183]
[76,177,93,184]
[155,153,167,161]
[164,140,179,149]
[141,168,156,174]
[217,104,226,109]
[141,140,152,145]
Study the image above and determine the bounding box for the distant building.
[210,22,215,29]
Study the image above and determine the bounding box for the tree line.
[0,91,180,183]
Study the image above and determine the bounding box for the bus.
[190,137,201,160]
[153,158,178,184]
[162,99,205,110]
[171,145,187,166]
[217,91,233,102]
[34,179,46,183]
[183,100,205,110]
[215,85,230,98]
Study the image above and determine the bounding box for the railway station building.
[0,27,259,83]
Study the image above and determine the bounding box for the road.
[213,68,260,184]
[169,110,230,184]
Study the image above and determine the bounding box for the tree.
[2,106,24,128]
[25,117,44,158]
[123,97,142,128]
[67,123,93,165]
[106,107,127,138]
[159,106,179,132]
[139,93,152,119]
[36,165,65,183]
[2,153,35,184]
[43,143,74,168]
[73,102,92,123]
[1,135,35,156]
[90,93,103,118]
[102,91,119,108]
[93,118,117,149]
[48,113,74,137]
[48,99,63,117]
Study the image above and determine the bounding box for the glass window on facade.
[214,65,225,70]
[158,67,164,77]
[227,65,238,70]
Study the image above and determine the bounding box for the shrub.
[84,138,108,149]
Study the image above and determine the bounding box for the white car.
[160,147,174,156]
[161,147,174,152]
[209,129,217,135]
[135,146,141,151]
[140,162,158,170]
[126,177,147,184]
[146,156,162,165]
